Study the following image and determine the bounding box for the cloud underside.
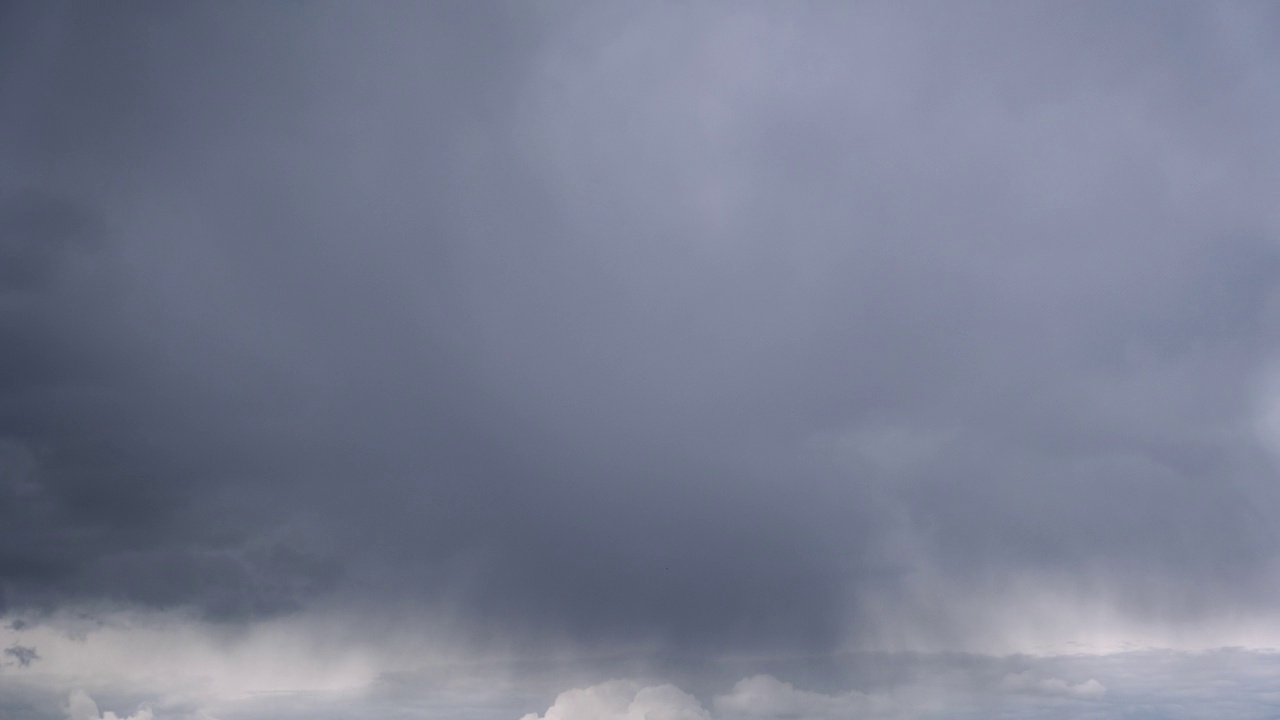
[0,0,1278,659]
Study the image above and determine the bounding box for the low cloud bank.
[521,671,1106,720]
[520,649,1280,720]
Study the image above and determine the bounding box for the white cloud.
[65,690,153,720]
[519,680,710,720]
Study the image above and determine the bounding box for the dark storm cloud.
[2,0,1280,654]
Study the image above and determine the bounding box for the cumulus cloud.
[521,674,946,720]
[525,656,1256,720]
[65,690,152,720]
[519,680,710,720]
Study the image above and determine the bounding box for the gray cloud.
[4,643,38,667]
[2,0,1280,660]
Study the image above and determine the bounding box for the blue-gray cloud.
[1,0,1279,660]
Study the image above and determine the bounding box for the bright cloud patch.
[519,680,710,720]
[65,690,152,720]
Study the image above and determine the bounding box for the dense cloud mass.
[3,1,1280,703]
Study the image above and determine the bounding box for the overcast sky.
[3,1,1280,718]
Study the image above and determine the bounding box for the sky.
[3,1,1280,718]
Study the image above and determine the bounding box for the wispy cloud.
[4,643,39,668]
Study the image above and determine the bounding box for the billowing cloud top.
[2,0,1280,670]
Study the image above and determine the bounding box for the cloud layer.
[3,1,1280,704]
[520,649,1280,720]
